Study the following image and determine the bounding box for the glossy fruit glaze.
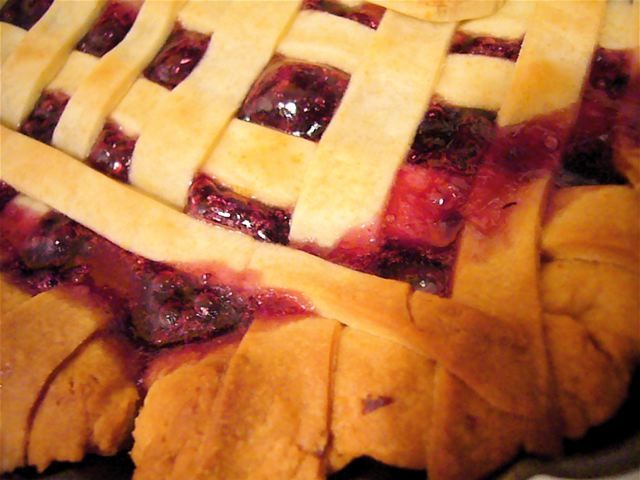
[302,0,385,29]
[450,31,522,61]
[465,109,574,233]
[143,24,210,90]
[88,121,138,182]
[238,56,350,142]
[19,90,70,144]
[76,0,141,57]
[557,48,632,186]
[0,0,53,30]
[186,174,291,245]
[316,102,497,296]
[0,198,310,348]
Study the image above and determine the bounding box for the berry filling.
[88,121,137,182]
[76,0,141,57]
[465,109,574,233]
[0,182,18,212]
[615,68,640,151]
[406,102,496,174]
[186,174,291,245]
[143,25,211,90]
[0,199,310,348]
[589,47,632,100]
[557,48,632,187]
[307,102,496,296]
[376,244,454,296]
[0,0,53,30]
[302,0,385,29]
[131,268,251,347]
[384,165,470,251]
[450,31,523,62]
[19,90,70,144]
[0,206,93,293]
[238,57,350,142]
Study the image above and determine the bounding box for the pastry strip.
[202,119,316,209]
[52,0,186,159]
[371,0,504,22]
[497,0,607,127]
[0,127,256,271]
[452,0,607,453]
[434,54,515,111]
[176,0,231,34]
[107,1,232,137]
[176,316,339,479]
[277,10,374,74]
[132,344,238,480]
[0,22,25,62]
[27,337,139,471]
[0,273,31,313]
[598,0,638,50]
[47,51,98,96]
[329,327,434,470]
[249,242,429,354]
[458,0,533,39]
[542,186,640,270]
[290,11,455,247]
[0,287,112,471]
[541,259,640,347]
[2,127,420,352]
[129,1,302,207]
[111,78,169,136]
[1,0,106,128]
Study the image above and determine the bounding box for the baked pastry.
[0,0,638,479]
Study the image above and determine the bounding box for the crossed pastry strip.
[1,0,639,479]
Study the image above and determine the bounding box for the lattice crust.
[1,0,639,479]
[1,0,106,128]
[52,0,185,159]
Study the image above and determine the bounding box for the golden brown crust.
[132,344,236,480]
[249,243,428,353]
[426,367,528,480]
[410,292,543,419]
[0,274,31,314]
[329,327,434,471]
[542,186,640,271]
[453,177,562,454]
[543,313,632,439]
[172,317,339,480]
[1,0,638,478]
[28,336,139,471]
[0,287,112,471]
[541,259,640,349]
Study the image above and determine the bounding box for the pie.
[0,0,638,479]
